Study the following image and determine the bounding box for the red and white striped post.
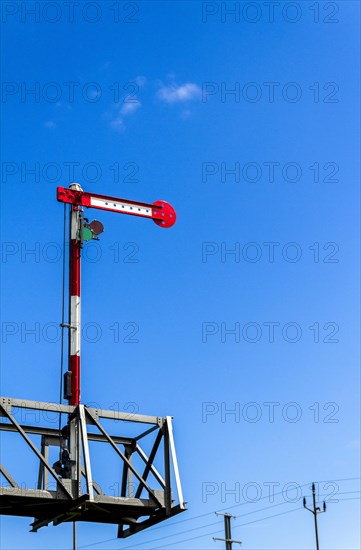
[57,182,177,408]
[68,183,82,406]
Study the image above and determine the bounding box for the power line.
[78,501,290,549]
[77,482,361,549]
[154,496,361,550]
[78,501,287,550]
[154,505,303,549]
[78,495,360,550]
[77,486,360,550]
[118,484,361,550]
[115,477,361,550]
[142,493,355,550]
[118,491,360,550]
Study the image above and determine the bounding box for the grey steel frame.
[0,396,186,538]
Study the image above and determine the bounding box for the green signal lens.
[82,227,93,242]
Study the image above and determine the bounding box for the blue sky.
[0,1,360,549]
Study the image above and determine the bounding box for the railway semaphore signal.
[0,183,185,547]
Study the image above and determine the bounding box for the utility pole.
[213,513,242,550]
[303,483,327,550]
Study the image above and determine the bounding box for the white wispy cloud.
[120,99,141,115]
[107,76,200,131]
[44,120,56,128]
[135,76,147,88]
[110,117,126,131]
[110,99,141,131]
[157,82,201,103]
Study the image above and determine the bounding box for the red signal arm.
[57,186,176,228]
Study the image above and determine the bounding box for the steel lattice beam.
[0,397,186,537]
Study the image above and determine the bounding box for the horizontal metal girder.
[0,397,160,424]
[0,422,135,446]
[0,487,160,507]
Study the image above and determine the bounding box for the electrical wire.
[58,203,67,454]
[114,474,360,550]
[79,494,360,550]
[154,505,304,549]
[153,495,361,550]
[118,490,361,550]
[77,481,361,550]
[119,502,300,550]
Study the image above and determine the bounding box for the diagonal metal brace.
[0,404,73,500]
[84,408,163,507]
[134,431,164,498]
[136,443,166,489]
[0,464,19,488]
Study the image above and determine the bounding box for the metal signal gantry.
[0,183,185,540]
[0,397,185,536]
